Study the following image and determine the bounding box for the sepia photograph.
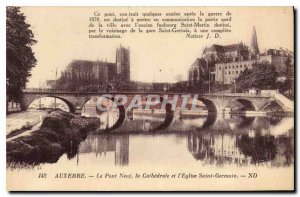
[6,6,295,191]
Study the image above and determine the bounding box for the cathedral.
[188,26,293,90]
[59,45,130,91]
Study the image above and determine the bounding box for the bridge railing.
[22,89,273,98]
[23,88,274,97]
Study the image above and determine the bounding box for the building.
[202,42,253,64]
[188,27,258,88]
[260,48,294,77]
[215,44,294,85]
[60,60,113,90]
[210,26,261,85]
[189,26,294,87]
[59,45,130,91]
[215,59,260,84]
[188,58,212,93]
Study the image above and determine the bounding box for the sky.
[20,7,294,88]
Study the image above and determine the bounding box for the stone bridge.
[21,91,272,114]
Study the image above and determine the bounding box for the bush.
[7,109,99,166]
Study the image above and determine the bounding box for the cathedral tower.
[116,45,130,83]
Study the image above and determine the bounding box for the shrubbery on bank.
[7,109,99,165]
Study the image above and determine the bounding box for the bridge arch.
[176,97,217,131]
[151,102,174,132]
[108,100,126,131]
[197,97,218,114]
[81,96,126,132]
[25,95,76,113]
[234,99,256,111]
[201,113,217,129]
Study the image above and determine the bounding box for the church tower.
[116,45,130,83]
[250,26,260,55]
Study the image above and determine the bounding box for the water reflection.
[7,110,294,170]
[79,135,129,166]
[73,114,293,168]
[81,97,175,132]
[187,131,293,167]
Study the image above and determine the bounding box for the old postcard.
[6,6,294,191]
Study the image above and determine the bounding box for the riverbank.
[7,109,99,166]
[6,110,48,137]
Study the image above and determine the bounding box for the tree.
[6,7,37,104]
[175,74,184,82]
[285,55,293,95]
[235,61,278,92]
[237,134,276,164]
[285,55,292,77]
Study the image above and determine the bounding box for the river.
[8,109,294,169]
[7,109,294,190]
